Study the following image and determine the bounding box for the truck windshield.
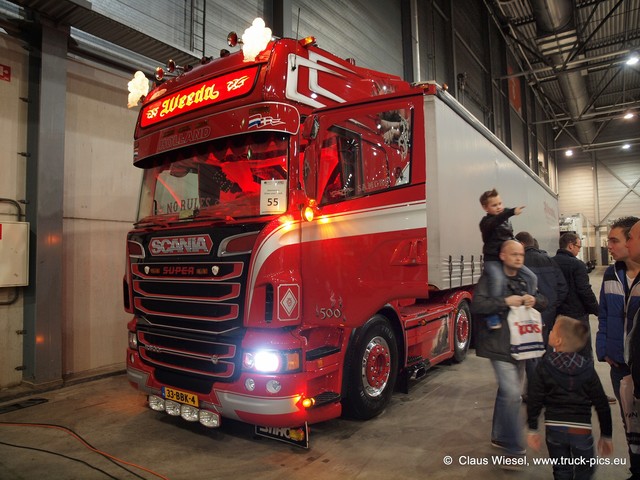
[137,131,289,223]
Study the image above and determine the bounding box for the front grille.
[129,225,264,384]
[138,327,237,379]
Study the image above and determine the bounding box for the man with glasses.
[553,232,599,359]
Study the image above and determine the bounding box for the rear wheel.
[453,300,471,362]
[342,315,398,420]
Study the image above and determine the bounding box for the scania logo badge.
[144,266,150,274]
[211,355,219,365]
[149,234,213,256]
[212,265,220,275]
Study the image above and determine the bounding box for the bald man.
[472,240,548,461]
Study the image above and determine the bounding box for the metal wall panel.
[558,150,640,235]
[557,155,596,222]
[290,0,403,77]
[62,58,142,375]
[202,1,262,58]
[93,0,200,53]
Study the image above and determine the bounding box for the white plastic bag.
[507,306,545,360]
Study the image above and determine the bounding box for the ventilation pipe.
[530,0,597,146]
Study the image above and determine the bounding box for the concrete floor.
[0,267,633,479]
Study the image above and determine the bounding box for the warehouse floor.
[0,267,633,480]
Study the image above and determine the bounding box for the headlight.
[254,351,281,372]
[242,349,301,373]
[128,331,138,349]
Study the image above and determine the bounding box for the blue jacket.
[596,262,640,364]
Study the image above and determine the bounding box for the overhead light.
[622,144,631,150]
[624,112,635,120]
[565,149,574,157]
[627,54,639,66]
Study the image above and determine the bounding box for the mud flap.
[254,423,309,449]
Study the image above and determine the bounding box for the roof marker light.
[299,36,316,48]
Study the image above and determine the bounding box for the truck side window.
[317,107,412,205]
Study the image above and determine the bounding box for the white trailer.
[424,87,560,290]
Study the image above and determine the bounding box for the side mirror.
[302,115,319,140]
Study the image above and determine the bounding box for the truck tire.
[453,300,471,363]
[342,315,398,420]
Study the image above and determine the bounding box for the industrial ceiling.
[2,0,639,156]
[486,0,640,155]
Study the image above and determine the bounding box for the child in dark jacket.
[527,315,613,479]
[479,188,536,330]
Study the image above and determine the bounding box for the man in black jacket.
[472,240,547,460]
[516,231,568,345]
[553,232,599,358]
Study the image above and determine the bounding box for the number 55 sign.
[260,180,287,215]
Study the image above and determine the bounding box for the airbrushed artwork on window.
[137,131,288,222]
[312,107,412,205]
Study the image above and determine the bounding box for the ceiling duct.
[530,0,597,146]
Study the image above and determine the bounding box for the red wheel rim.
[361,336,391,397]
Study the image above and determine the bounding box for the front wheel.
[342,315,398,420]
[453,300,471,363]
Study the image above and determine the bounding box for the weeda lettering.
[141,66,258,127]
[159,83,219,118]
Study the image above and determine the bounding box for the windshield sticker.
[260,180,287,214]
[165,197,214,214]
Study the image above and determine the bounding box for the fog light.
[266,380,281,394]
[149,395,165,411]
[165,400,181,416]
[181,405,199,422]
[245,378,256,391]
[199,410,220,428]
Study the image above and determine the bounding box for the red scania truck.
[124,24,559,446]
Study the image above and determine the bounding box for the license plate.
[162,387,199,407]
